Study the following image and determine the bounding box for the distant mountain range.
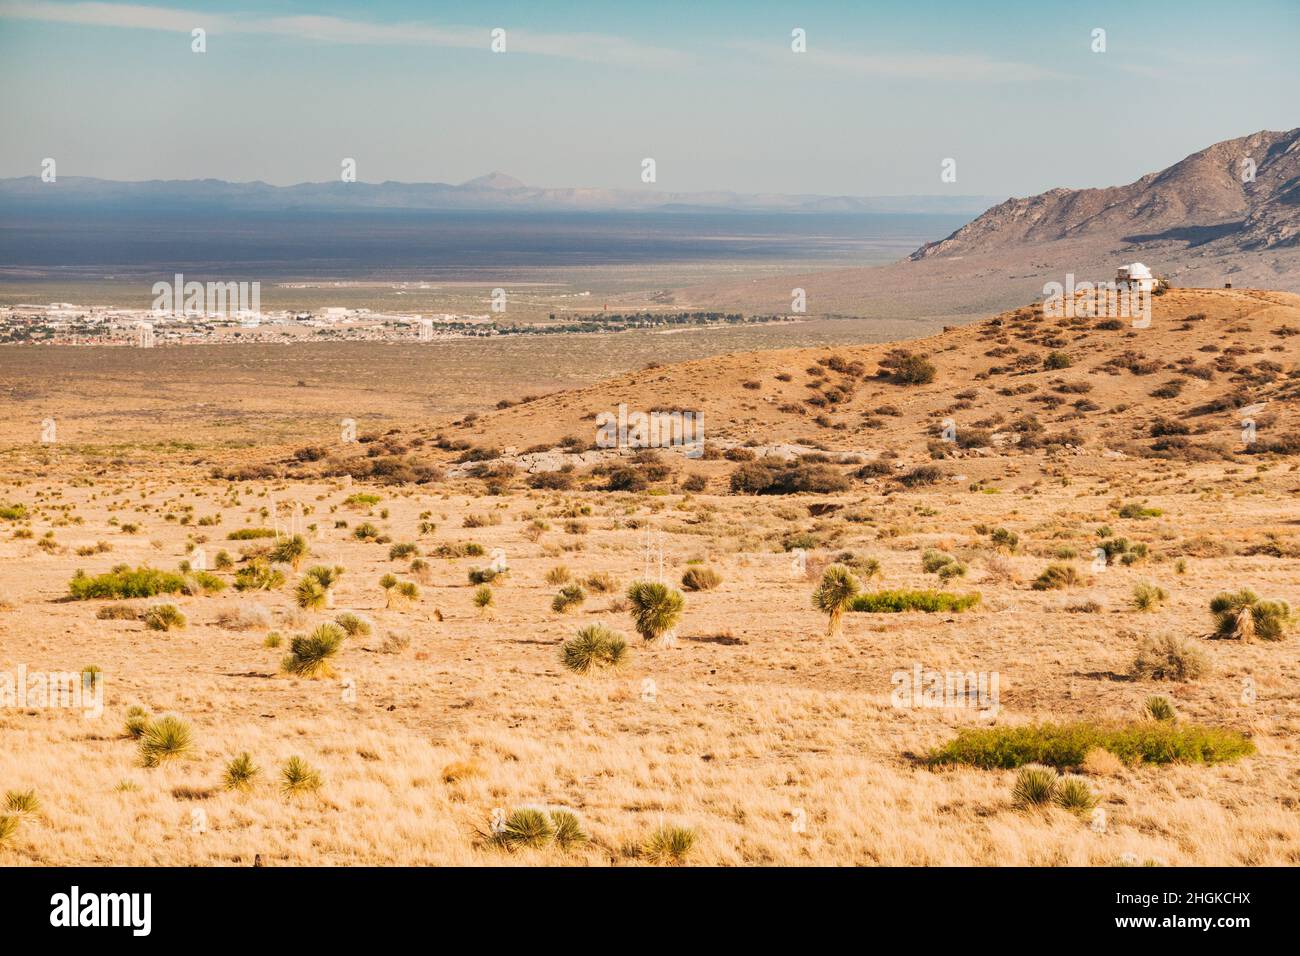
[0,172,998,216]
[912,128,1300,260]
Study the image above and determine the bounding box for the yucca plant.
[812,564,859,638]
[1131,582,1168,612]
[304,564,344,608]
[4,789,39,815]
[1054,776,1098,813]
[223,752,260,792]
[1145,695,1176,722]
[379,573,399,608]
[1210,589,1291,642]
[282,622,345,679]
[561,624,628,674]
[124,705,150,739]
[1012,764,1059,807]
[549,810,587,849]
[495,808,554,849]
[280,756,322,796]
[473,585,494,613]
[143,603,186,631]
[0,815,18,845]
[642,824,696,865]
[395,581,420,607]
[626,581,685,644]
[294,575,327,610]
[552,583,587,614]
[234,559,285,592]
[334,612,371,637]
[269,534,309,571]
[139,715,193,767]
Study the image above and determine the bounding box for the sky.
[1,0,1297,197]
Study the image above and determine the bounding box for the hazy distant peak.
[461,172,526,190]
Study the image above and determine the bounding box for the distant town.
[0,304,798,346]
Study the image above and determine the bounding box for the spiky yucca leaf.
[549,810,587,849]
[497,808,553,849]
[280,756,322,796]
[561,625,628,674]
[140,715,193,767]
[283,622,345,679]
[626,581,685,642]
[224,752,260,792]
[4,790,39,815]
[643,824,696,865]
[812,564,859,638]
[1054,776,1098,813]
[1012,764,1058,807]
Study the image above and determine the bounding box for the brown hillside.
[408,288,1299,474]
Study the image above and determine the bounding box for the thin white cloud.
[0,1,694,68]
[730,38,1070,82]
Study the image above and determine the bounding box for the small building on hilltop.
[1115,262,1157,292]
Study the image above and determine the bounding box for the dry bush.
[213,602,271,631]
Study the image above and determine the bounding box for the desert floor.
[1,456,1297,866]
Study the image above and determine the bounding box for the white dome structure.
[1116,262,1157,291]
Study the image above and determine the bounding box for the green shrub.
[552,584,586,613]
[1131,582,1168,612]
[124,705,150,739]
[226,528,276,540]
[1145,695,1176,722]
[388,542,419,561]
[561,625,628,674]
[928,721,1253,770]
[233,560,285,592]
[1032,563,1082,590]
[335,613,371,637]
[143,604,186,631]
[850,589,980,613]
[681,566,722,591]
[295,575,327,610]
[69,566,187,600]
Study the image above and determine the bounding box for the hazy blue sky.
[1,0,1297,197]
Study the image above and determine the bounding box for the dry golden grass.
[1,287,1298,866]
